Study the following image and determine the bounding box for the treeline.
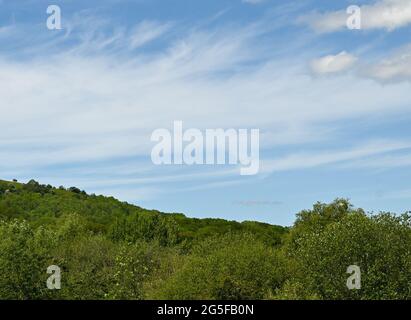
[0,179,410,300]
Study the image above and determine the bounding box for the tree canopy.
[0,179,410,300]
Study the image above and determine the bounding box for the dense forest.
[0,179,410,300]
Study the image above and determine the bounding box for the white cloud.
[261,140,411,174]
[129,20,172,49]
[339,152,411,170]
[1,17,411,198]
[302,0,411,32]
[310,51,357,74]
[363,45,411,82]
[310,45,411,83]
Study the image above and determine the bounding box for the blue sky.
[1,0,411,226]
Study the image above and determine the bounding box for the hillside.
[0,179,287,246]
[1,178,410,300]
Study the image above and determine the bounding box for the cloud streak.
[362,44,411,82]
[261,140,411,174]
[1,6,411,214]
[302,0,411,33]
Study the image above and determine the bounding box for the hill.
[0,179,287,246]
[1,178,410,300]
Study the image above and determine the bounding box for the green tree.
[0,220,56,299]
[284,212,411,299]
[109,212,179,246]
[154,234,287,299]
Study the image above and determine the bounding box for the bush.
[109,212,179,246]
[285,212,411,299]
[154,234,287,299]
[0,220,56,299]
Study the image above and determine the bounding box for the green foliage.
[152,234,287,299]
[0,179,410,300]
[23,179,53,195]
[109,212,179,246]
[284,212,411,299]
[0,179,286,243]
[284,199,365,255]
[52,234,116,299]
[0,220,56,299]
[106,242,166,299]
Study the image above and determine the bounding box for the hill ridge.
[0,178,287,245]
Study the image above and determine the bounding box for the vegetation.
[0,179,410,300]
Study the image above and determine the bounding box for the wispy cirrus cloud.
[129,20,172,49]
[261,140,411,174]
[339,152,411,170]
[361,44,411,82]
[301,0,411,33]
[1,2,411,222]
[1,17,410,172]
